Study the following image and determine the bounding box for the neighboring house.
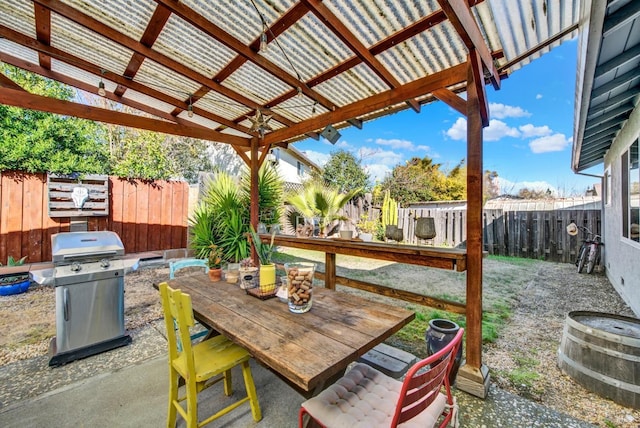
[270,145,322,189]
[483,196,602,211]
[196,144,321,209]
[572,1,640,314]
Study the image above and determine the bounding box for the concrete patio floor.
[0,320,594,428]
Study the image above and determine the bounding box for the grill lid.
[51,231,125,264]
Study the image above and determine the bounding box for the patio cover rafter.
[302,0,421,113]
[0,86,251,147]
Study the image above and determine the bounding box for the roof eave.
[572,0,607,173]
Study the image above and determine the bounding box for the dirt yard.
[0,251,638,427]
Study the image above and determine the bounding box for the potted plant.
[249,226,277,291]
[207,244,223,282]
[356,214,378,242]
[0,256,30,296]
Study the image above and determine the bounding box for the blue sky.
[296,39,599,197]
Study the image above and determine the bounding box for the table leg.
[325,252,336,290]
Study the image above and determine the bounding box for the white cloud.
[416,145,431,151]
[445,118,520,142]
[519,124,552,138]
[375,138,415,150]
[302,150,330,166]
[445,117,467,140]
[529,133,571,153]
[483,119,521,141]
[335,140,352,149]
[366,149,403,166]
[364,163,392,184]
[536,94,543,100]
[489,103,531,119]
[497,177,558,196]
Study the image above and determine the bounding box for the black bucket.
[425,319,462,385]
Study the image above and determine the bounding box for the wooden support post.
[250,137,259,265]
[456,49,490,398]
[325,253,336,290]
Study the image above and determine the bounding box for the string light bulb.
[312,101,317,115]
[187,94,194,118]
[97,69,106,97]
[260,32,268,52]
[297,86,303,99]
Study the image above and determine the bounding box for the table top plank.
[168,276,415,393]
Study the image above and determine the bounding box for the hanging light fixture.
[187,94,194,118]
[297,86,303,99]
[97,69,106,97]
[247,109,273,139]
[260,32,268,52]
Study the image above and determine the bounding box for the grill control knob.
[70,263,82,272]
[100,259,110,269]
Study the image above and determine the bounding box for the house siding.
[603,104,640,316]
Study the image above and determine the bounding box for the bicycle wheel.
[577,246,588,273]
[586,246,598,274]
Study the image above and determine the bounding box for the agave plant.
[286,181,361,237]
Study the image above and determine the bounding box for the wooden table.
[167,275,415,397]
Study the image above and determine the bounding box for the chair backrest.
[159,282,197,367]
[169,258,209,279]
[391,328,464,427]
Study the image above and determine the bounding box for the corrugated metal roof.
[573,0,640,172]
[0,0,582,149]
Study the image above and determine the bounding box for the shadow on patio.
[0,318,592,428]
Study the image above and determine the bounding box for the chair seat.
[172,335,251,382]
[302,363,446,428]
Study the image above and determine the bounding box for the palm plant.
[190,163,283,263]
[286,181,361,236]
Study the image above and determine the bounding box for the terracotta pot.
[208,268,222,282]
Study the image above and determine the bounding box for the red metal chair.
[299,328,464,428]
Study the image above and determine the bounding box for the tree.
[483,170,500,203]
[377,157,467,206]
[517,187,553,199]
[0,65,109,174]
[316,149,370,195]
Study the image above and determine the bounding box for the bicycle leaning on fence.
[566,222,604,274]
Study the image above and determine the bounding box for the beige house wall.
[603,104,640,316]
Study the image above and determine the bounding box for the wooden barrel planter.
[558,311,640,409]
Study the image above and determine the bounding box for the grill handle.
[63,287,70,321]
[62,250,118,261]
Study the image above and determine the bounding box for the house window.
[623,140,639,242]
[297,161,303,176]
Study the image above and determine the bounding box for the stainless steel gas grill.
[32,231,139,367]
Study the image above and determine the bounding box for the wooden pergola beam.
[152,0,338,113]
[115,5,172,97]
[0,73,25,91]
[303,0,421,113]
[32,0,291,133]
[0,24,255,136]
[0,52,208,128]
[437,0,500,89]
[469,48,490,127]
[0,87,251,147]
[433,88,467,116]
[456,49,490,399]
[34,3,51,70]
[263,63,468,145]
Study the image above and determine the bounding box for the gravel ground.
[0,256,638,427]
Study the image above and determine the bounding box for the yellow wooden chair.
[159,282,262,427]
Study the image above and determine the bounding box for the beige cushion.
[302,363,446,428]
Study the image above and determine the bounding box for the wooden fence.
[397,207,601,263]
[0,171,188,263]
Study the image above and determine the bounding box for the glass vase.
[284,262,316,313]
